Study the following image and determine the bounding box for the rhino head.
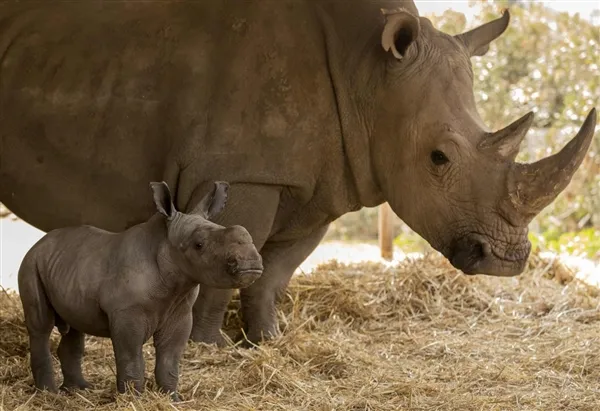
[151,181,264,288]
[369,7,596,276]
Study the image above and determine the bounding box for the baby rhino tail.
[17,249,70,336]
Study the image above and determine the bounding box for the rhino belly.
[0,2,216,232]
[0,1,342,232]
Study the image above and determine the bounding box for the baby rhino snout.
[227,255,263,273]
[226,253,263,288]
[225,226,263,288]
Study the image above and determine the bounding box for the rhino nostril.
[473,243,484,259]
[472,240,492,260]
[227,256,238,269]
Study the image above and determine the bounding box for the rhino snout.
[448,234,530,277]
[227,255,263,274]
[226,254,263,288]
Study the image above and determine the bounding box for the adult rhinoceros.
[0,0,596,345]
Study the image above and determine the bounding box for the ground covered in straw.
[1,252,600,410]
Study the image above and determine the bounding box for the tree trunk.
[378,203,394,261]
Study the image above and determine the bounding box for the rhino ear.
[455,9,510,57]
[381,8,420,60]
[150,181,176,220]
[193,181,230,220]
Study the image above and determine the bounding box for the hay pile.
[1,251,599,410]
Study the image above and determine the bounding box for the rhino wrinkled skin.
[1,0,596,345]
[17,181,263,398]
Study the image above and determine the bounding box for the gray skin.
[1,1,596,346]
[17,181,263,400]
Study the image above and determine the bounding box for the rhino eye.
[430,150,449,166]
[194,242,203,250]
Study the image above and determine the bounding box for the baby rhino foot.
[33,371,59,393]
[60,377,91,391]
[35,381,59,394]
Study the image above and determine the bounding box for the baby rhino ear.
[193,181,230,220]
[150,181,176,220]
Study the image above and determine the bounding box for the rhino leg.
[110,312,146,395]
[188,183,280,345]
[18,257,58,392]
[190,287,235,345]
[240,225,329,344]
[153,313,192,402]
[57,328,91,391]
[28,333,57,393]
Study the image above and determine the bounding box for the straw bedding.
[1,251,599,410]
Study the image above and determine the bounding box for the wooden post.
[378,202,394,261]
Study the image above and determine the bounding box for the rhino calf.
[18,181,263,400]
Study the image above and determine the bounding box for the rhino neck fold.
[317,4,386,209]
[155,237,198,295]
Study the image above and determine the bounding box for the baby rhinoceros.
[18,181,263,400]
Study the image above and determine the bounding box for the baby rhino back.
[31,225,120,337]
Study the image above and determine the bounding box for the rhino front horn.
[508,108,597,216]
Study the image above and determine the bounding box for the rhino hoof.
[60,379,92,392]
[189,331,227,347]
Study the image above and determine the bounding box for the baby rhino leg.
[153,314,193,402]
[57,327,90,390]
[18,258,57,392]
[110,312,146,395]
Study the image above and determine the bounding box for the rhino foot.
[34,381,59,394]
[235,324,281,348]
[60,378,91,391]
[189,328,227,347]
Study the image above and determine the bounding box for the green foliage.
[529,228,600,259]
[327,1,599,260]
[323,207,383,242]
[392,231,433,253]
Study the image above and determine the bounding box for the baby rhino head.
[150,181,263,289]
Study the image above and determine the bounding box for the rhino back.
[20,225,117,335]
[0,1,344,232]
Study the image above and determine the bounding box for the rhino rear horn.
[478,111,534,161]
[380,8,420,60]
[508,108,597,216]
[455,9,510,57]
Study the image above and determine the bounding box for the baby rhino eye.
[430,150,449,166]
[194,242,203,250]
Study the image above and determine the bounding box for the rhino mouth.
[229,261,264,288]
[447,233,531,277]
[231,269,263,288]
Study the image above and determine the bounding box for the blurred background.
[1,0,599,290]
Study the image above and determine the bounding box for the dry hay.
[1,251,600,411]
